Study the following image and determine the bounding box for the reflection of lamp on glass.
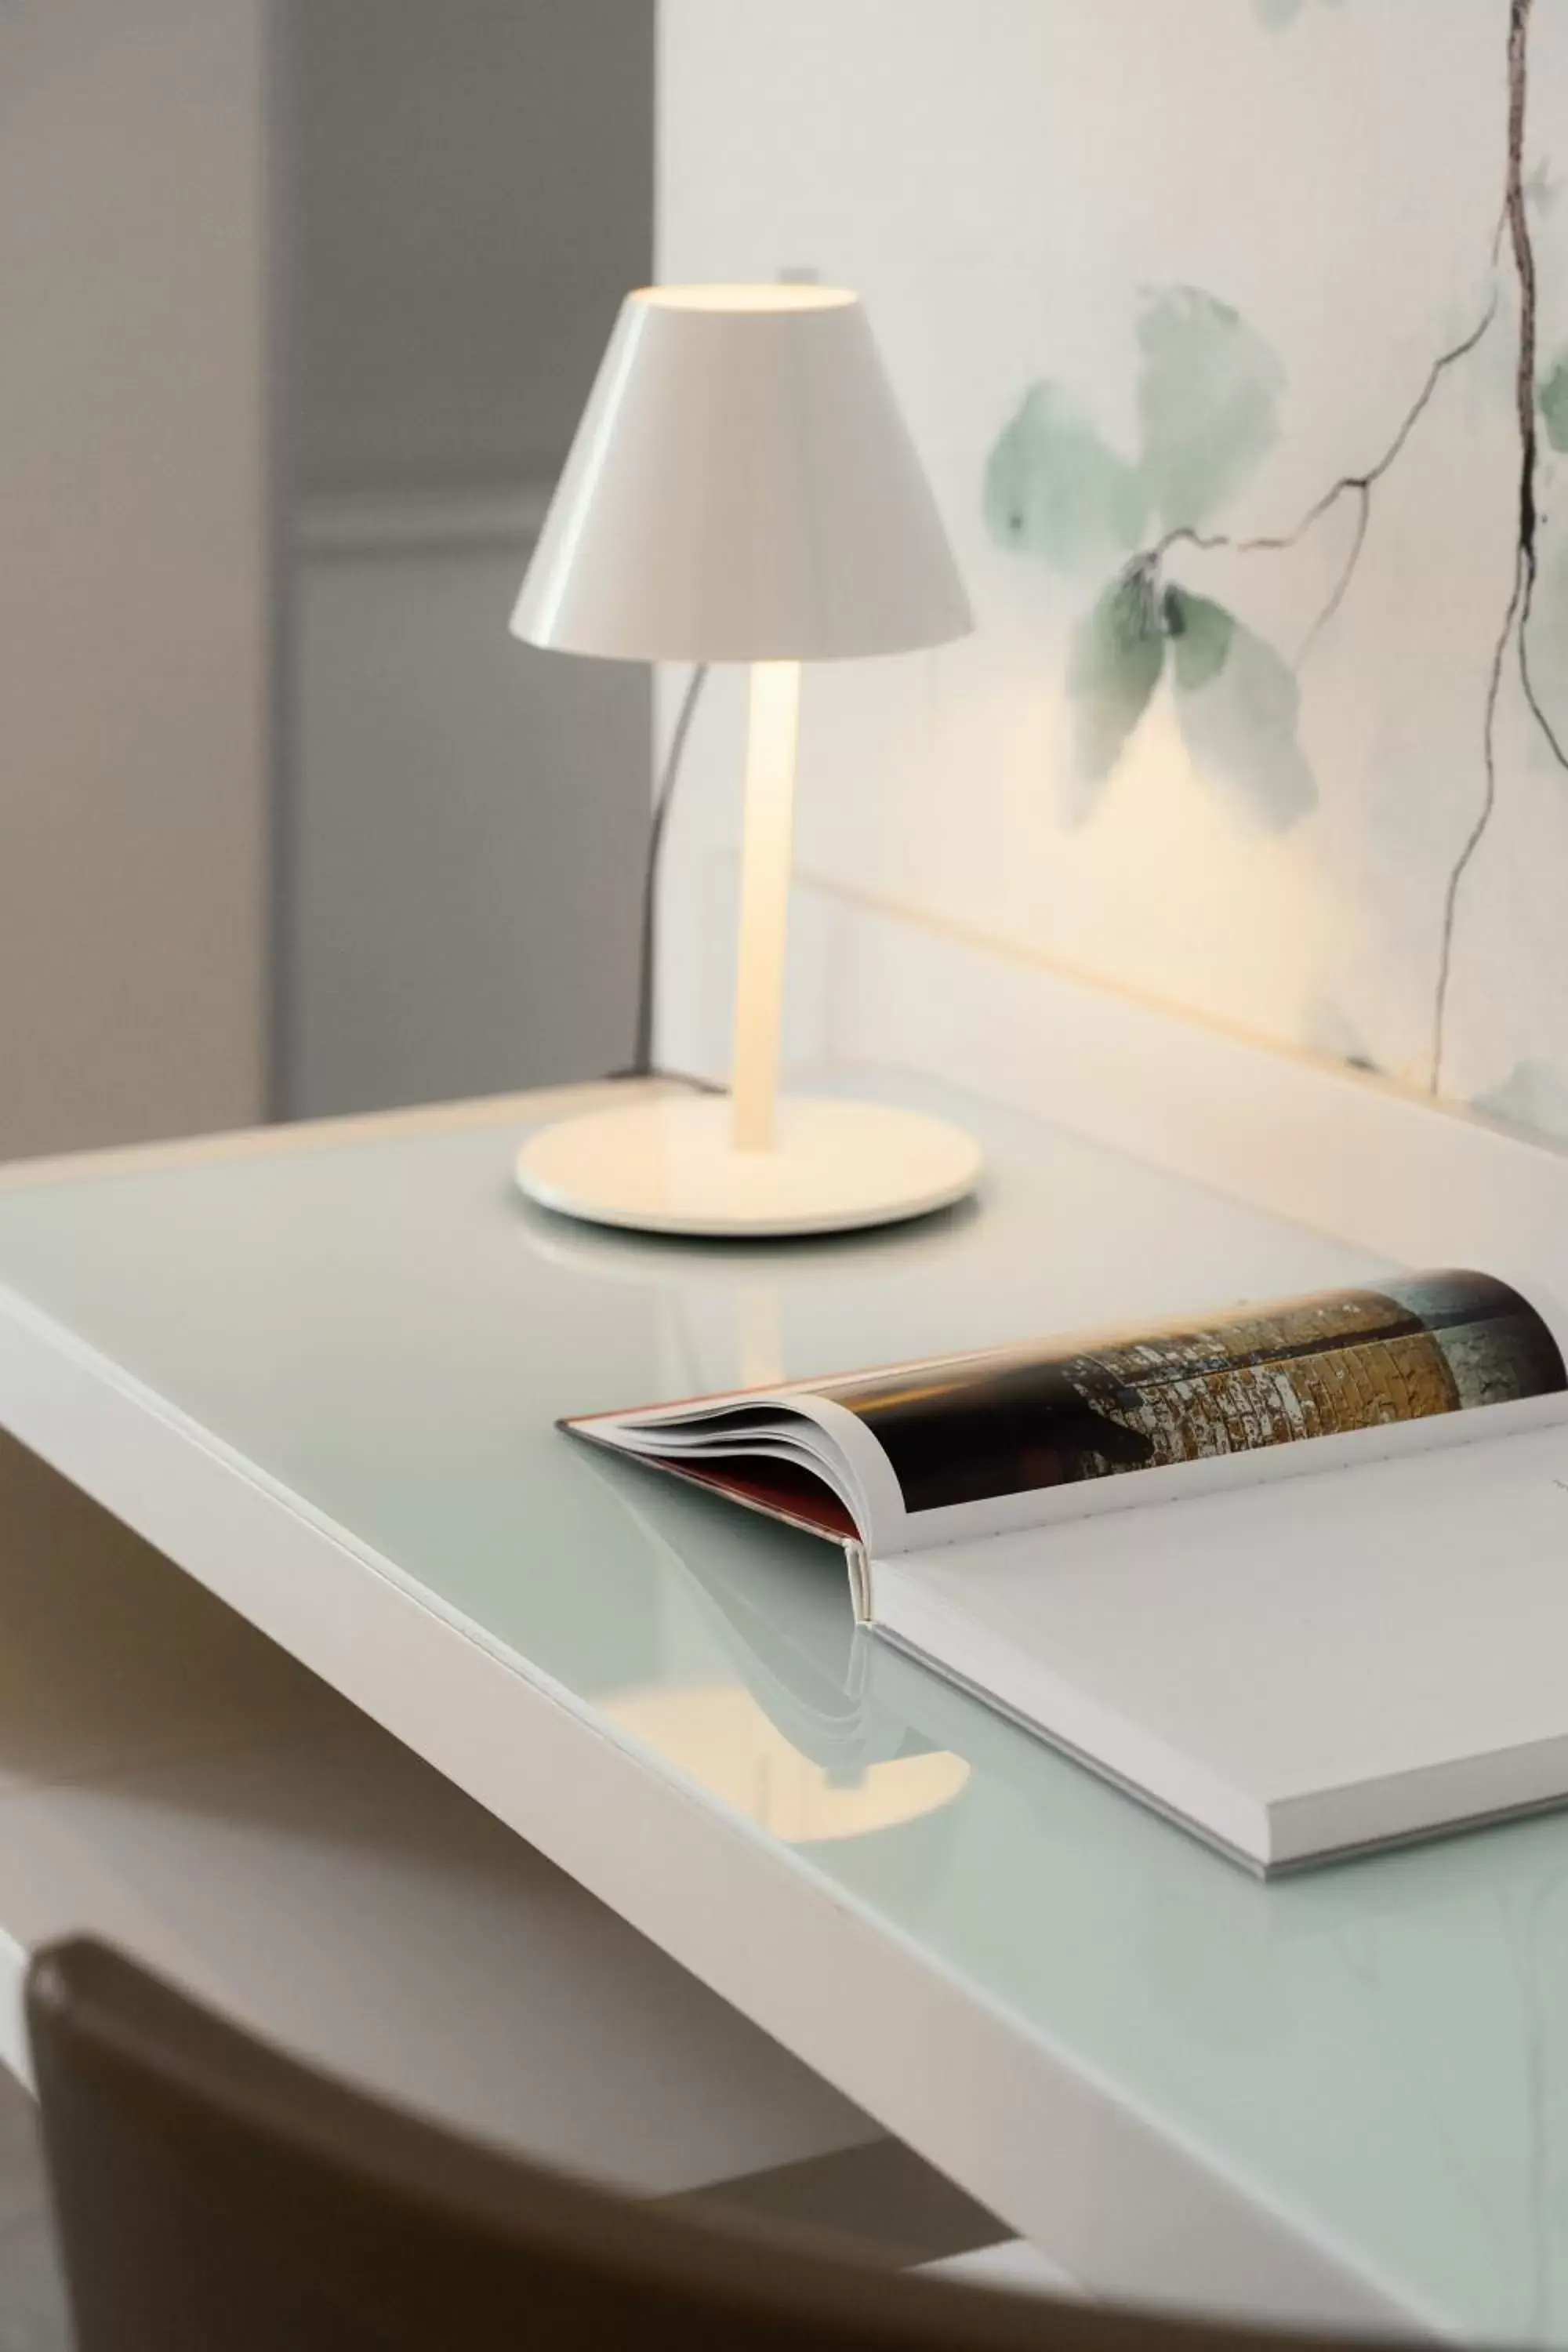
[510,283,980,1239]
[604,1684,969,1845]
[521,1185,983,1397]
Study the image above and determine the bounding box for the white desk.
[0,1069,1558,2340]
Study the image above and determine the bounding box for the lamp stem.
[731,660,801,1152]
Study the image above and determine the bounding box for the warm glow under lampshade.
[510,281,980,1238]
[509,284,972,664]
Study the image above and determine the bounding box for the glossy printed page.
[808,1269,1566,1523]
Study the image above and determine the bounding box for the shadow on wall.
[281,0,655,1118]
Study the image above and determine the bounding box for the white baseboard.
[660,862,1568,1335]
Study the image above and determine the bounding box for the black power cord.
[608,662,716,1087]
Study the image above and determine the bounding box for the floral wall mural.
[985,287,1316,834]
[982,0,1563,1102]
[660,0,1568,1142]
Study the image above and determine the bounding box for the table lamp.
[510,282,980,1237]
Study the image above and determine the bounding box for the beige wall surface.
[0,0,269,1159]
[294,0,650,496]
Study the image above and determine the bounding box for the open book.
[569,1270,1568,1872]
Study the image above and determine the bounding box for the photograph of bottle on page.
[808,1272,1567,1515]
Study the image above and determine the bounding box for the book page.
[807,1270,1566,1549]
[569,1271,1567,1560]
[869,1414,1568,1867]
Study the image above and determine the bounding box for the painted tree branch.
[1504,0,1568,773]
[1148,294,1498,656]
[1431,549,1525,1091]
[1508,0,1540,565]
[1432,0,1563,1093]
[1297,482,1370,665]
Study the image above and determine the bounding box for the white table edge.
[0,1077,681,1198]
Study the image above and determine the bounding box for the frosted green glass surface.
[0,1073,1556,2339]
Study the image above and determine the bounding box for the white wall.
[0,0,270,1158]
[656,1,1568,1150]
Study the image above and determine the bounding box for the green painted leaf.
[1254,0,1342,28]
[1167,592,1316,831]
[1163,584,1234,690]
[1066,572,1165,804]
[1135,288,1283,532]
[984,381,1147,575]
[1540,352,1568,453]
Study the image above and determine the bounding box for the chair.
[24,1936,1378,2352]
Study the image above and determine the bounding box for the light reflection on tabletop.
[602,1682,970,1843]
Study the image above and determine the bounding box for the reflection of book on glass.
[568,1271,1568,1874]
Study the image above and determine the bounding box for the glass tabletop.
[0,1070,1559,2339]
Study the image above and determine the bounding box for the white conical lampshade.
[510,284,972,664]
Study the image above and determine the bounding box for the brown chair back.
[26,1936,1385,2352]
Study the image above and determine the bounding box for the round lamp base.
[515,1094,982,1238]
